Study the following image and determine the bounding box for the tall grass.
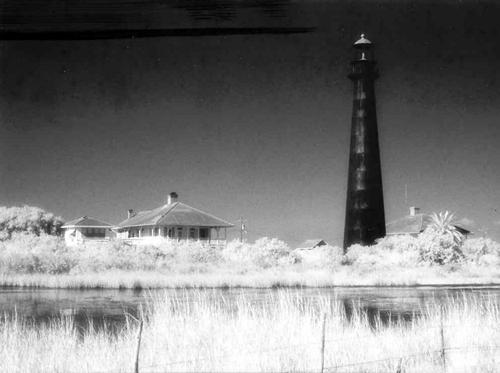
[1,291,500,372]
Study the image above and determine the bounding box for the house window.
[165,227,175,238]
[189,228,196,239]
[154,227,159,236]
[176,227,183,239]
[199,228,209,240]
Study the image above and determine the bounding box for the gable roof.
[299,239,328,249]
[62,216,113,228]
[117,202,233,229]
[386,213,471,235]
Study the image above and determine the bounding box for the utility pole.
[238,216,247,243]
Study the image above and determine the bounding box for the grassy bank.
[1,232,500,289]
[1,290,499,372]
[2,266,500,289]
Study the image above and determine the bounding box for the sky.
[1,0,500,247]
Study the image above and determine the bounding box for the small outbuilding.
[62,216,115,246]
[115,192,233,247]
[297,239,329,250]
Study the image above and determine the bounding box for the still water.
[1,286,499,330]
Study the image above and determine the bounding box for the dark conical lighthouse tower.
[343,34,386,250]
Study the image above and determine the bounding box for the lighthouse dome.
[354,33,372,47]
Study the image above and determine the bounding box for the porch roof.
[117,202,233,229]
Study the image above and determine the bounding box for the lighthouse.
[343,34,386,250]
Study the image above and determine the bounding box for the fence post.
[320,313,327,373]
[440,305,446,373]
[135,320,144,373]
[396,358,403,373]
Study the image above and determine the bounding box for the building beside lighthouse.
[62,216,115,247]
[386,207,472,238]
[115,192,233,246]
[343,34,386,250]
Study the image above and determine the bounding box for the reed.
[0,291,499,372]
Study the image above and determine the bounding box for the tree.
[0,205,63,240]
[418,211,465,265]
[428,211,464,246]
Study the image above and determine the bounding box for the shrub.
[0,233,74,274]
[176,241,222,265]
[251,237,293,268]
[344,212,469,267]
[462,238,500,265]
[222,240,253,263]
[417,212,465,265]
[0,206,63,240]
[71,241,164,272]
[417,231,464,265]
[222,238,294,268]
[294,245,343,268]
[70,240,224,273]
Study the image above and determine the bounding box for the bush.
[415,211,465,265]
[0,233,74,274]
[344,236,421,268]
[294,245,343,268]
[252,237,293,268]
[417,230,465,265]
[222,240,253,263]
[344,229,468,269]
[222,238,294,268]
[69,240,224,273]
[462,238,500,265]
[70,241,164,272]
[344,212,468,267]
[0,206,63,240]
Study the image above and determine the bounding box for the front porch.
[116,225,228,247]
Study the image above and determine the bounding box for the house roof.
[386,213,471,235]
[62,216,113,229]
[117,202,234,229]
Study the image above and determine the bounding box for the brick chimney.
[167,192,178,205]
[127,209,135,219]
[409,206,420,216]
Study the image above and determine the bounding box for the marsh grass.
[1,291,500,372]
[2,266,500,289]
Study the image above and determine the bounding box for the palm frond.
[429,211,464,245]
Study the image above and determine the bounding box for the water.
[1,286,500,331]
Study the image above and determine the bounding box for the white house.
[62,216,115,247]
[115,192,233,246]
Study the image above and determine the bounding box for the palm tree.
[428,211,464,246]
